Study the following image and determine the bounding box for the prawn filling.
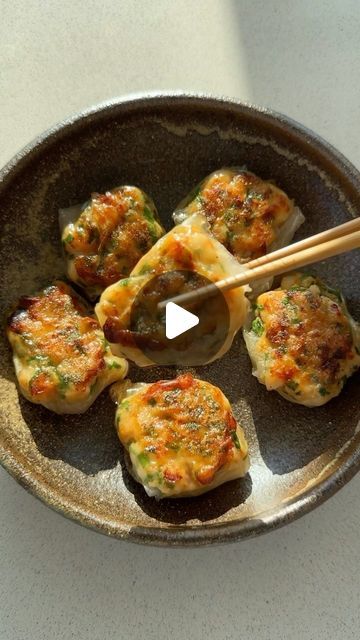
[115,374,249,498]
[244,273,360,406]
[61,186,165,298]
[174,168,303,262]
[6,281,127,413]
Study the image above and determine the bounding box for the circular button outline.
[129,269,230,366]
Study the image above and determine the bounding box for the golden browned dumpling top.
[6,281,128,414]
[243,273,360,406]
[173,168,304,263]
[61,186,165,299]
[112,373,249,498]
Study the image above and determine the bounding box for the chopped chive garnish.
[185,422,200,431]
[57,371,72,390]
[118,278,131,287]
[286,380,299,392]
[108,361,121,369]
[147,222,159,243]
[231,431,241,449]
[142,206,154,222]
[138,452,150,467]
[252,317,264,336]
[138,264,151,275]
[319,386,330,396]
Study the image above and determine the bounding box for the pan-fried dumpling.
[60,186,165,299]
[243,272,360,407]
[6,281,128,414]
[112,373,250,499]
[173,168,304,294]
[95,213,250,366]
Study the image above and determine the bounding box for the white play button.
[165,302,199,340]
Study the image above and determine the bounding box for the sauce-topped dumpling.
[173,168,304,263]
[243,273,360,406]
[112,374,249,498]
[60,186,165,299]
[6,281,128,414]
[95,213,250,367]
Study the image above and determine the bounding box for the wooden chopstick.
[163,226,360,309]
[246,217,360,269]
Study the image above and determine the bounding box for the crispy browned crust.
[126,374,240,487]
[7,282,107,396]
[63,187,165,290]
[262,288,354,385]
[186,170,292,260]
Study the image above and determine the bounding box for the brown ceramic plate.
[0,94,359,546]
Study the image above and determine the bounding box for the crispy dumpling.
[173,167,304,263]
[6,281,128,414]
[95,213,250,367]
[112,373,250,499]
[243,273,360,407]
[60,186,165,299]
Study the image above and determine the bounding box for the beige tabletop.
[1,1,359,639]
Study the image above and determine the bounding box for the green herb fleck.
[148,397,157,406]
[252,317,264,336]
[57,371,73,390]
[108,361,121,369]
[286,380,299,392]
[118,278,131,287]
[27,354,52,365]
[223,210,233,223]
[142,206,155,222]
[251,302,264,312]
[231,431,241,450]
[319,386,330,397]
[185,422,200,431]
[147,222,159,243]
[277,344,287,354]
[226,230,234,244]
[247,190,265,201]
[138,264,152,275]
[138,452,150,467]
[63,233,74,243]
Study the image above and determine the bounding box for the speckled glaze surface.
[0,94,359,546]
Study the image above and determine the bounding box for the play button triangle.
[165,302,199,340]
